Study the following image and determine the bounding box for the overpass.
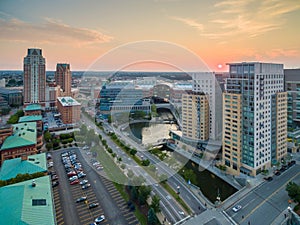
[155,103,182,129]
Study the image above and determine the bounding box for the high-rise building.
[181,93,209,141]
[192,72,223,141]
[284,69,300,152]
[23,48,46,106]
[223,62,287,176]
[55,63,71,96]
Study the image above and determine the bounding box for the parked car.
[69,176,78,182]
[232,205,242,212]
[70,179,79,185]
[76,196,87,203]
[67,171,77,177]
[80,179,88,185]
[78,172,86,178]
[82,183,91,189]
[52,181,59,187]
[89,203,99,209]
[94,215,105,223]
[51,175,59,181]
[275,171,281,176]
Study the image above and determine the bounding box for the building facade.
[23,48,46,106]
[182,93,209,141]
[0,87,23,106]
[223,62,287,176]
[57,97,81,124]
[284,69,300,152]
[45,83,61,110]
[192,72,223,141]
[55,63,71,96]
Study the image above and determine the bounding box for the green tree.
[141,159,150,166]
[44,131,51,142]
[46,143,53,151]
[286,182,300,203]
[130,148,137,156]
[150,195,161,213]
[138,185,152,205]
[148,208,159,225]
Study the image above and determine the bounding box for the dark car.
[89,203,99,209]
[76,196,87,203]
[52,181,59,187]
[275,171,281,176]
[264,176,273,181]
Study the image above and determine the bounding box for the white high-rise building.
[192,72,223,141]
[223,62,287,176]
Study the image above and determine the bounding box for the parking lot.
[50,147,139,225]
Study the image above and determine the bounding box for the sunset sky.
[1,0,300,71]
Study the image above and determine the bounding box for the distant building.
[182,93,209,141]
[284,69,300,153]
[57,96,81,124]
[23,48,46,106]
[45,83,61,110]
[223,62,287,176]
[0,87,23,106]
[55,63,72,96]
[98,82,150,119]
[0,176,56,225]
[0,122,39,165]
[24,104,42,116]
[0,78,5,87]
[192,72,223,141]
[0,153,47,181]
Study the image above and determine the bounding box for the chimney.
[21,154,28,161]
[32,179,36,187]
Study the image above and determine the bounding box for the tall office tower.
[181,93,210,141]
[23,48,46,106]
[55,63,72,96]
[192,72,223,141]
[223,62,287,176]
[284,69,300,152]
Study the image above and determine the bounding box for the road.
[102,120,206,213]
[82,115,190,224]
[225,164,300,225]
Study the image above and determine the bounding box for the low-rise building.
[0,122,37,165]
[0,87,23,106]
[24,104,42,116]
[0,153,47,181]
[0,176,56,225]
[0,124,13,145]
[57,96,81,124]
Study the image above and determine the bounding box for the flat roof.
[1,122,36,150]
[0,87,22,94]
[0,176,55,225]
[0,153,47,181]
[24,104,42,111]
[19,115,43,123]
[57,96,81,107]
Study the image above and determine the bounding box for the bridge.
[155,103,182,129]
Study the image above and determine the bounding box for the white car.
[232,205,242,212]
[95,215,105,223]
[69,176,78,182]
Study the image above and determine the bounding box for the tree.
[1,107,11,115]
[150,195,161,213]
[46,143,53,151]
[286,182,300,203]
[130,148,137,156]
[44,131,51,142]
[148,208,159,225]
[141,159,150,166]
[138,185,151,205]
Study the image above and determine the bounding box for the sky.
[0,0,300,72]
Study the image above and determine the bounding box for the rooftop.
[57,96,81,107]
[0,176,55,225]
[0,153,47,181]
[19,115,43,123]
[0,122,36,150]
[0,87,22,94]
[24,104,42,111]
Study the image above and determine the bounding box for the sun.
[217,64,223,69]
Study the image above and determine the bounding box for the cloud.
[0,17,113,45]
[170,16,204,31]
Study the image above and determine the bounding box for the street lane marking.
[240,171,300,223]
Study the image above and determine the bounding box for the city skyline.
[0,0,300,71]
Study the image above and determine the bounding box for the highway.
[225,164,300,225]
[82,115,190,224]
